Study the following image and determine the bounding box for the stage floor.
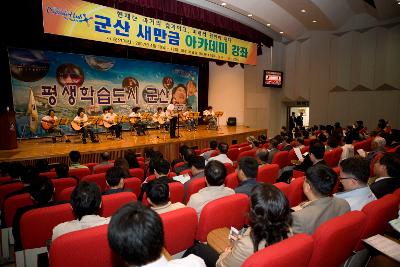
[0,125,265,164]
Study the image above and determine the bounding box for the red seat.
[138,161,145,170]
[81,173,107,192]
[0,182,24,208]
[0,176,12,183]
[129,168,145,181]
[227,148,240,161]
[100,192,137,217]
[68,168,91,180]
[393,187,400,198]
[230,144,239,149]
[239,142,250,147]
[83,163,97,172]
[277,144,284,151]
[39,171,57,179]
[196,194,249,242]
[160,207,198,255]
[56,187,75,202]
[288,149,298,162]
[224,163,235,174]
[49,224,123,267]
[124,177,141,198]
[4,193,34,227]
[271,151,290,169]
[238,145,252,153]
[52,178,77,198]
[257,164,279,184]
[293,170,305,178]
[93,164,113,174]
[209,150,219,158]
[273,182,290,200]
[304,139,311,146]
[142,182,184,206]
[173,162,185,173]
[323,147,343,168]
[242,234,314,267]
[185,177,206,204]
[225,172,239,189]
[355,194,400,250]
[237,149,257,161]
[180,169,192,176]
[309,211,366,267]
[20,203,75,249]
[287,177,306,207]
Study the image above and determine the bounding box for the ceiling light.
[280,31,284,34]
[221,2,226,6]
[312,20,317,23]
[267,23,271,27]
[301,9,306,13]
[247,14,253,17]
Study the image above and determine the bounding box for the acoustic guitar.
[41,119,58,130]
[103,115,127,128]
[71,121,91,131]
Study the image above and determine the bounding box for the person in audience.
[292,164,350,235]
[147,151,164,178]
[55,163,69,178]
[281,136,293,151]
[206,142,233,166]
[92,152,113,173]
[147,181,185,214]
[140,159,175,201]
[174,148,195,174]
[200,140,218,161]
[246,135,260,148]
[114,157,131,178]
[171,145,189,169]
[334,157,376,210]
[187,161,234,217]
[36,159,50,173]
[69,151,88,169]
[366,136,386,163]
[108,202,206,267]
[13,176,56,251]
[255,148,269,166]
[340,135,354,162]
[325,136,339,151]
[370,153,400,198]
[266,139,279,164]
[184,156,205,195]
[52,181,110,240]
[124,149,140,169]
[235,157,259,196]
[103,167,128,195]
[295,137,305,150]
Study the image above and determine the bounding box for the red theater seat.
[93,164,113,174]
[56,187,75,202]
[227,148,240,161]
[100,192,136,218]
[257,164,279,184]
[287,177,306,207]
[324,147,343,168]
[81,173,107,192]
[83,163,97,172]
[52,178,77,198]
[142,182,184,206]
[237,149,257,161]
[271,151,290,169]
[68,168,91,180]
[224,163,235,174]
[225,172,239,189]
[4,193,34,227]
[0,182,24,208]
[124,177,141,197]
[185,177,206,204]
[129,168,144,181]
[273,182,290,200]
[39,171,57,179]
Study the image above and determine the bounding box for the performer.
[183,106,195,131]
[104,106,123,139]
[166,100,178,138]
[41,109,71,143]
[203,106,216,129]
[152,107,166,130]
[72,107,98,144]
[129,107,146,136]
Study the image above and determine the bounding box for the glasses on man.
[338,176,356,181]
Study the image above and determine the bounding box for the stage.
[0,126,266,165]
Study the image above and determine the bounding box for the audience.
[266,139,279,164]
[334,157,376,210]
[55,163,69,178]
[174,148,195,175]
[147,181,185,214]
[69,151,88,169]
[235,157,259,196]
[103,167,128,195]
[184,156,206,195]
[340,135,354,162]
[201,140,218,161]
[124,149,140,169]
[114,157,131,178]
[366,136,386,163]
[255,148,269,166]
[93,152,113,172]
[206,142,233,166]
[292,164,350,235]
[370,153,400,198]
[108,202,206,266]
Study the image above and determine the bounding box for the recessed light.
[312,20,317,23]
[280,31,284,34]
[267,23,271,27]
[247,14,253,17]
[301,9,306,13]
[221,2,226,6]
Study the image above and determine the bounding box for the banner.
[42,0,257,65]
[8,47,199,138]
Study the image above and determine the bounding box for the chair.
[242,234,314,267]
[68,168,91,180]
[83,163,97,172]
[308,211,366,267]
[238,145,252,153]
[304,138,311,146]
[180,169,192,177]
[292,170,305,178]
[230,144,240,149]
[185,177,206,203]
[277,144,284,151]
[56,187,75,202]
[237,149,257,161]
[393,187,400,198]
[355,194,400,250]
[52,178,77,198]
[257,164,279,184]
[99,192,137,217]
[324,147,343,167]
[0,176,12,183]
[288,149,298,162]
[239,142,250,147]
[196,194,249,242]
[39,171,57,179]
[49,224,123,267]
[81,173,107,192]
[0,182,24,208]
[287,176,306,207]
[224,163,235,174]
[271,151,290,169]
[160,207,198,255]
[227,148,240,161]
[273,182,290,200]
[93,164,113,174]
[129,168,145,181]
[209,150,219,158]
[124,177,141,197]
[173,162,186,173]
[225,172,239,189]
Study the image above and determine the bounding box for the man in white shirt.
[52,181,110,241]
[73,107,98,143]
[104,106,122,139]
[129,107,146,136]
[41,109,70,143]
[108,202,206,267]
[370,153,400,198]
[334,157,376,211]
[206,143,233,166]
[188,160,235,217]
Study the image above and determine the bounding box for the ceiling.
[179,0,400,41]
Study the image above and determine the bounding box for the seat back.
[100,192,136,217]
[273,182,290,201]
[81,173,107,192]
[4,193,34,227]
[173,162,185,173]
[237,149,257,161]
[238,145,252,153]
[271,151,290,169]
[93,164,113,174]
[210,150,219,158]
[288,149,298,162]
[225,172,239,189]
[68,168,91,180]
[39,171,57,179]
[309,211,366,267]
[0,182,24,208]
[56,187,75,202]
[20,203,75,249]
[185,177,206,203]
[242,234,314,267]
[52,178,77,198]
[324,147,343,167]
[83,163,97,172]
[287,177,306,207]
[227,148,240,161]
[304,139,311,146]
[180,169,192,176]
[124,177,141,198]
[160,207,197,255]
[49,224,123,267]
[393,187,400,198]
[196,194,249,242]
[257,164,279,184]
[224,163,235,174]
[129,168,145,181]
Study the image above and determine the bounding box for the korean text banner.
[42,0,257,65]
[8,47,199,138]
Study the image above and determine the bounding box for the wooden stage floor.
[0,125,265,165]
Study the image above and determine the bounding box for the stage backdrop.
[8,47,199,138]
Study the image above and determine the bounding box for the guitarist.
[72,107,98,144]
[104,106,122,139]
[129,107,146,136]
[152,107,166,129]
[182,106,195,131]
[166,99,178,138]
[41,109,71,143]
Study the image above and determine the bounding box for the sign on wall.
[42,0,257,65]
[8,47,199,138]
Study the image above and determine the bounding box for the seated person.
[266,139,279,164]
[108,202,206,267]
[366,136,386,164]
[340,135,354,162]
[114,157,131,178]
[93,152,113,173]
[41,109,71,143]
[334,157,376,210]
[72,107,98,144]
[69,151,88,169]
[147,181,185,214]
[184,156,206,196]
[235,157,259,196]
[200,140,218,161]
[174,148,195,175]
[187,161,235,217]
[124,149,140,169]
[256,148,269,166]
[206,143,233,166]
[103,167,129,195]
[292,164,350,235]
[55,163,69,179]
[370,153,400,198]
[52,181,110,240]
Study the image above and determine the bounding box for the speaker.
[227,117,236,126]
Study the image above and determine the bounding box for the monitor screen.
[263,70,283,88]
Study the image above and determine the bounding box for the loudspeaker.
[227,117,236,126]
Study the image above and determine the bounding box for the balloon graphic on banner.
[56,64,84,87]
[9,49,49,82]
[84,55,115,71]
[162,76,174,90]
